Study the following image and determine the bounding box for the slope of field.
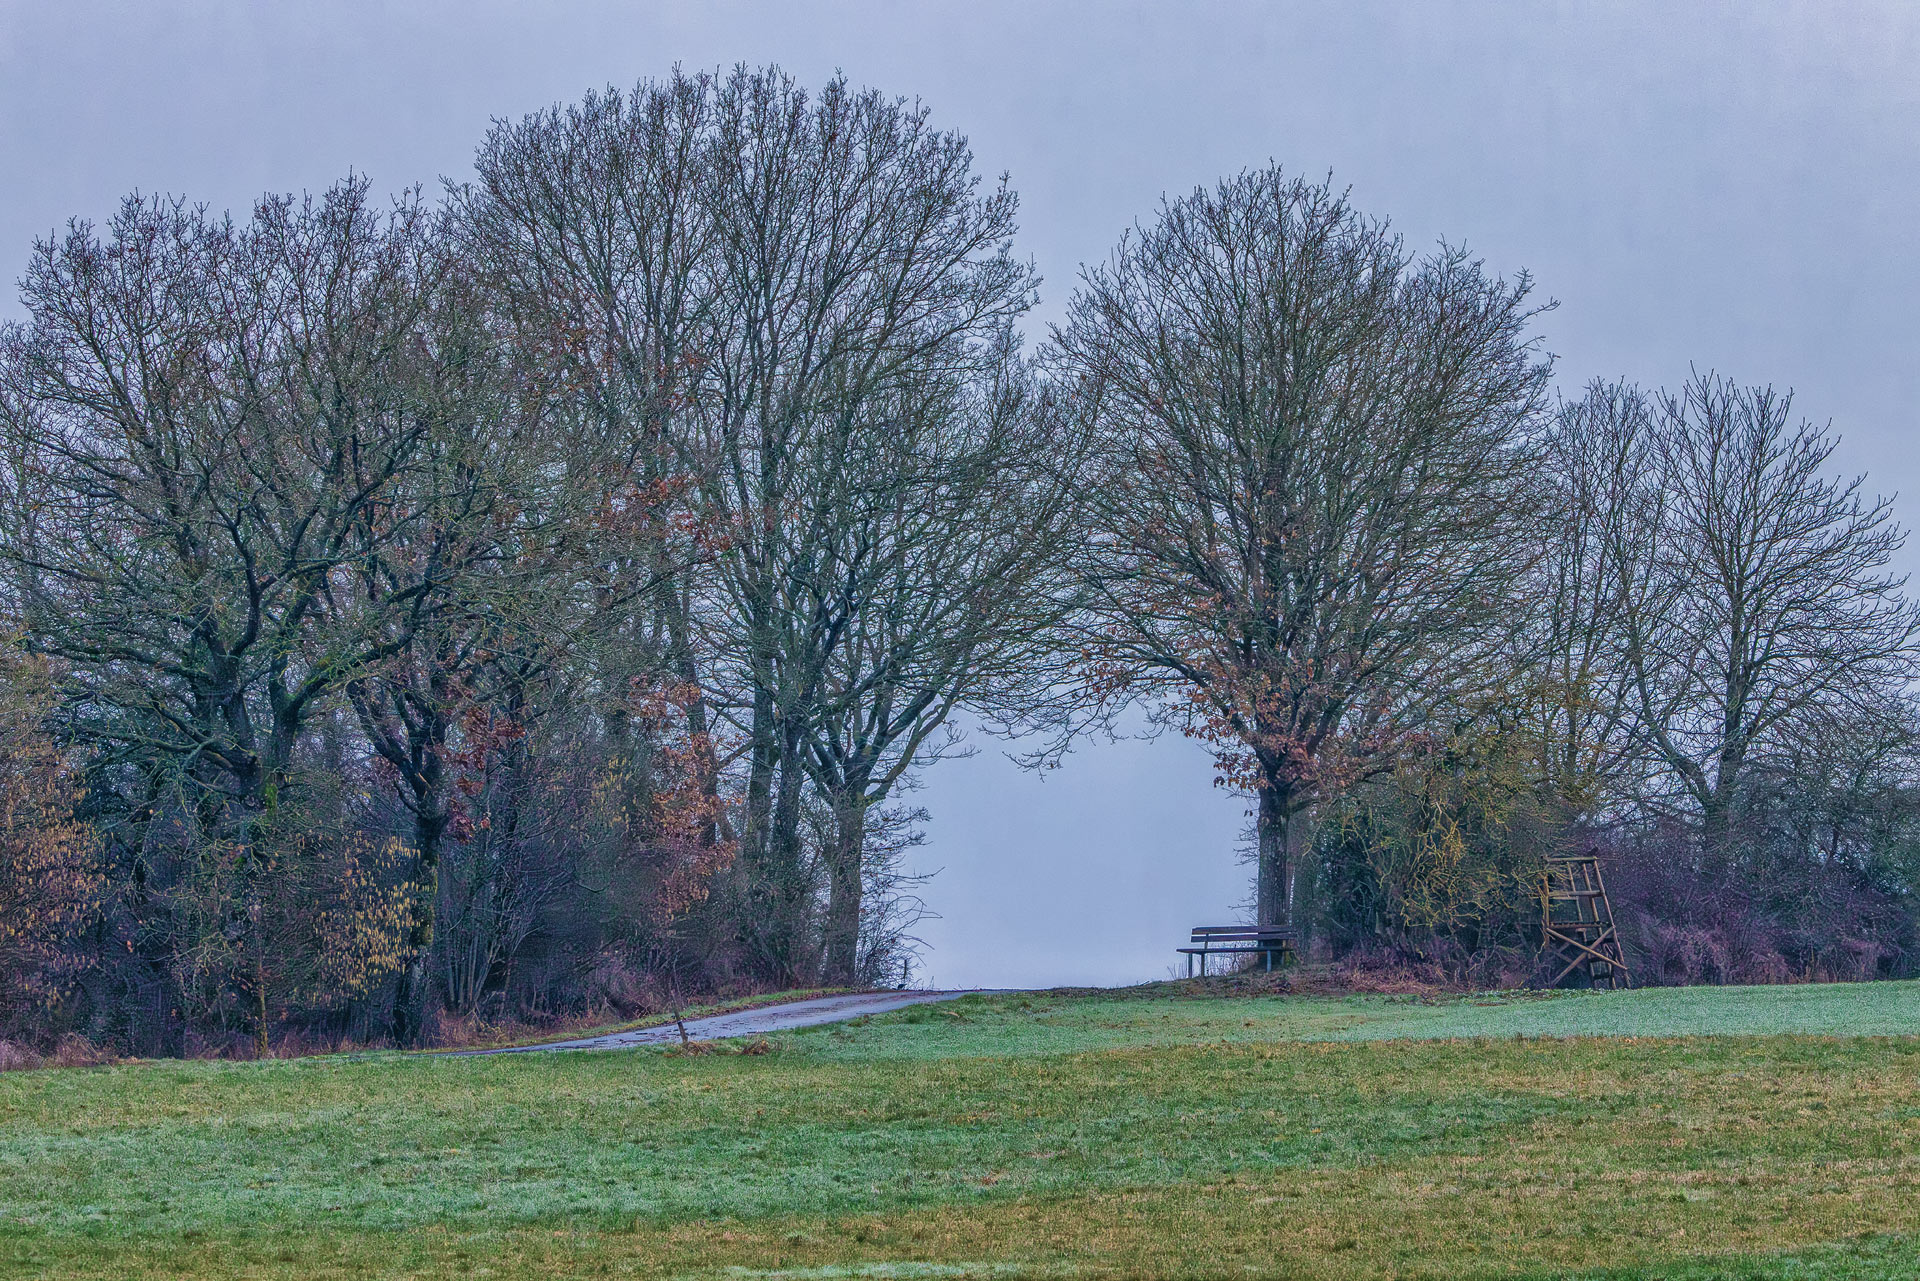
[4,982,1919,1279]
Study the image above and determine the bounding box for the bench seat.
[1179,924,1295,976]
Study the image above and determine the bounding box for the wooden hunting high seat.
[1540,853,1630,989]
[1178,925,1295,977]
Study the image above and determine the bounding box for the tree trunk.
[1256,785,1289,928]
[821,779,868,987]
[766,742,810,982]
[742,686,776,871]
[1700,734,1746,866]
[738,684,817,986]
[1700,792,1731,855]
[253,948,270,1060]
[392,801,447,1046]
[664,586,726,847]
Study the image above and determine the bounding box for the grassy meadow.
[5,982,1920,1278]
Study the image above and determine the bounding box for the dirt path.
[458,990,981,1055]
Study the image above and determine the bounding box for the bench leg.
[1187,953,1193,979]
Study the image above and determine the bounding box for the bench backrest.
[1190,924,1294,943]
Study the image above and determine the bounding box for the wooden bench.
[1178,925,1295,977]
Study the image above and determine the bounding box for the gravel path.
[456,990,980,1055]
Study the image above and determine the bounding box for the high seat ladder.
[1540,853,1630,989]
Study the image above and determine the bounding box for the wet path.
[456,989,979,1055]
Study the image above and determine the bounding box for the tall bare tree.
[458,68,721,813]
[1520,380,1658,817]
[689,67,1036,979]
[464,66,1039,982]
[1056,168,1551,929]
[327,244,612,1041]
[0,182,446,842]
[0,181,476,1044]
[1613,371,1920,847]
[796,341,1085,983]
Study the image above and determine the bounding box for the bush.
[0,647,100,1039]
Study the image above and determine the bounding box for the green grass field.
[5,981,1920,1279]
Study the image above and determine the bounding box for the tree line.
[2,66,1915,1055]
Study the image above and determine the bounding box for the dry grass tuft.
[663,1039,715,1056]
[0,1038,42,1071]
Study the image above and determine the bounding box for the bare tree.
[0,181,482,1047]
[1056,167,1551,930]
[689,66,1037,980]
[0,181,444,850]
[795,341,1085,984]
[328,245,616,1041]
[464,66,1040,983]
[458,69,722,829]
[1613,371,1920,848]
[1520,380,1658,818]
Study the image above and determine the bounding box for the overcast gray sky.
[4,1,1917,988]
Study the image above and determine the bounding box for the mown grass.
[820,979,1920,1060]
[4,982,1920,1278]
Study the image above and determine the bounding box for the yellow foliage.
[0,645,100,1013]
